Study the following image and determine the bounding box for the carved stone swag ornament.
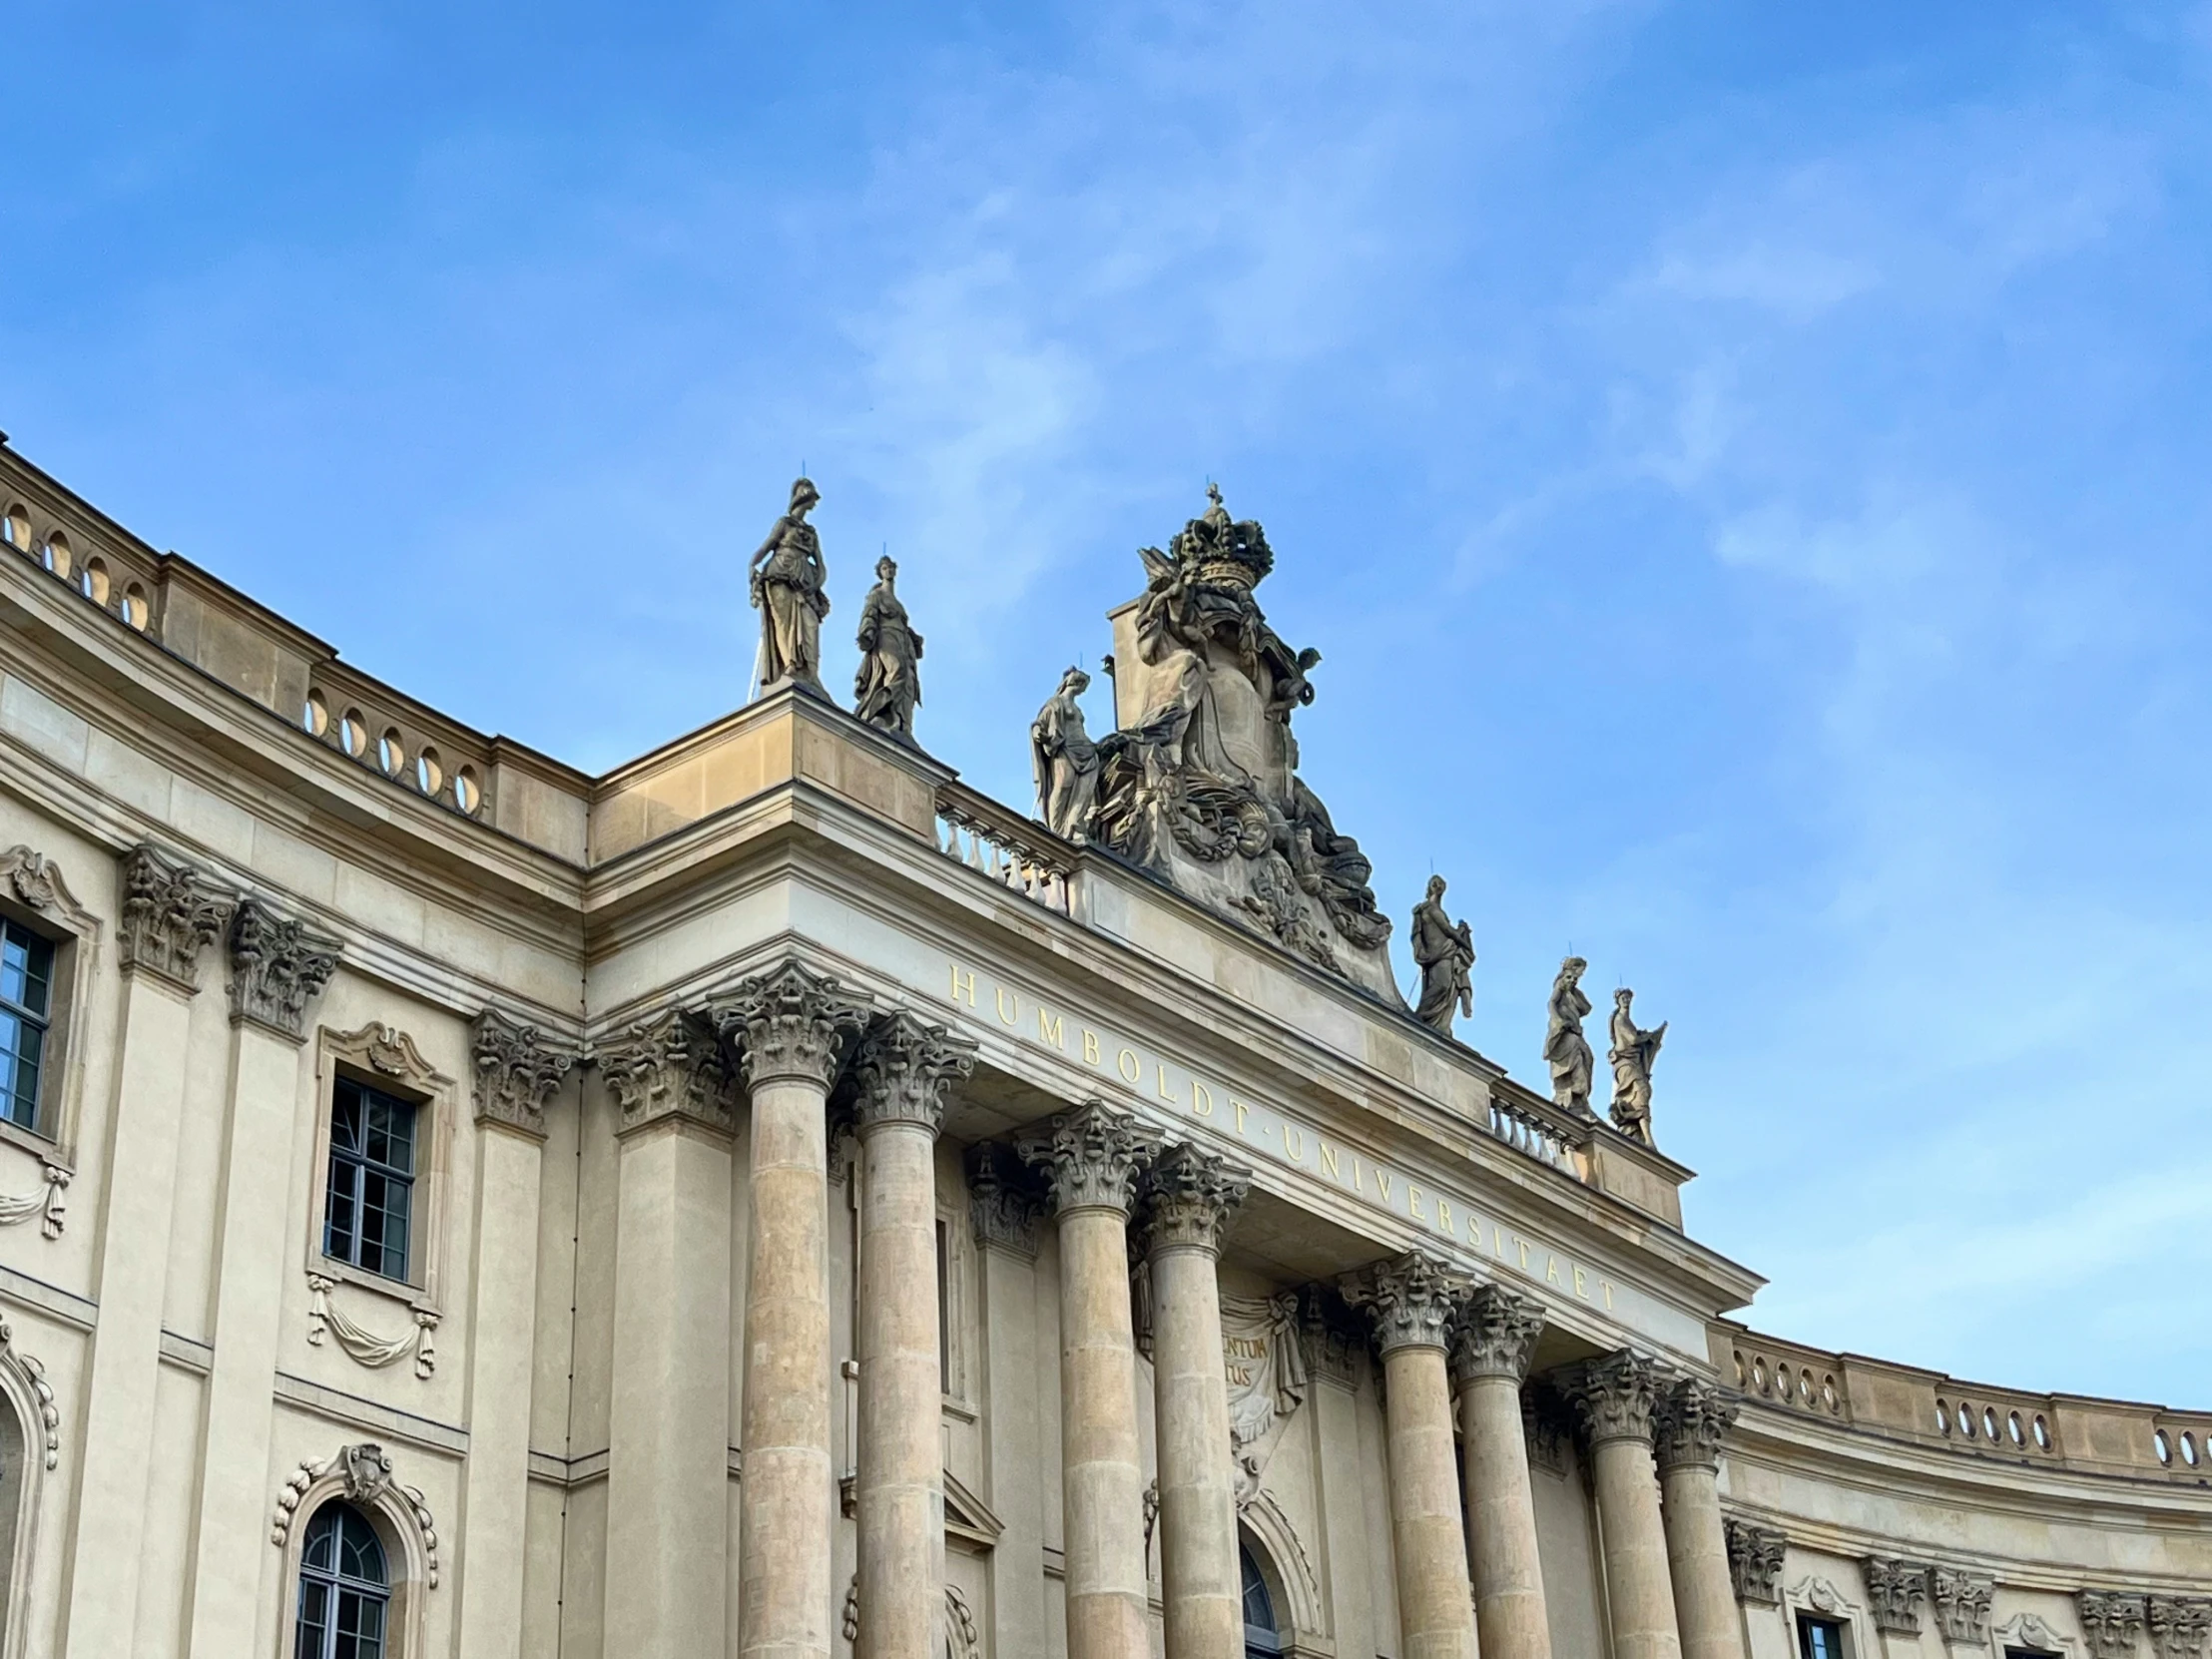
[307,1275,439,1379]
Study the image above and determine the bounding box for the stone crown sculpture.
[1047,487,1399,1003]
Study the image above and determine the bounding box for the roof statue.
[1039,485,1398,1001]
[1544,955,1594,1113]
[1031,668,1102,841]
[749,476,830,696]
[1409,875,1474,1036]
[1607,986,1666,1146]
[853,554,923,745]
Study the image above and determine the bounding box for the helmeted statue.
[1030,668,1102,841]
[852,555,923,743]
[1409,875,1474,1035]
[1607,986,1667,1146]
[749,477,830,694]
[1544,955,1594,1113]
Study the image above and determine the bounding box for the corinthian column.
[1450,1286,1552,1659]
[1654,1379,1747,1659]
[1342,1253,1477,1659]
[1559,1352,1683,1659]
[1141,1143,1252,1659]
[722,962,867,1659]
[850,1011,976,1659]
[1019,1101,1164,1659]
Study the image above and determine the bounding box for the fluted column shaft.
[1452,1287,1553,1659]
[1022,1102,1164,1659]
[1144,1145,1252,1659]
[852,1014,975,1659]
[730,965,864,1659]
[1656,1381,1747,1659]
[1344,1253,1477,1659]
[1562,1352,1683,1659]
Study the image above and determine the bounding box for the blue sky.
[9,1,2211,1403]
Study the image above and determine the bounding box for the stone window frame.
[272,1444,440,1659]
[305,1023,455,1321]
[0,845,102,1165]
[1784,1575,1872,1659]
[937,1183,976,1413]
[0,1316,60,1658]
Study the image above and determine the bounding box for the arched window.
[296,1502,390,1659]
[1241,1544,1282,1657]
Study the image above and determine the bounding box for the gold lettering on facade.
[1545,1255,1561,1286]
[1194,1081,1215,1117]
[1233,1099,1249,1135]
[1157,1064,1178,1102]
[1283,1125,1303,1161]
[1406,1183,1423,1222]
[1376,1169,1394,1204]
[1436,1197,1453,1235]
[1083,1028,1101,1065]
[996,987,1019,1024]
[950,965,977,1006]
[1117,1048,1141,1083]
[1601,1280,1615,1311]
[1039,1008,1065,1049]
[1517,1239,1531,1272]
[1573,1265,1588,1300]
[1321,1143,1341,1180]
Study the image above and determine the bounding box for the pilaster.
[601,1006,739,1137]
[2146,1595,2211,1659]
[2076,1592,2147,1659]
[1861,1558,1929,1639]
[62,847,231,1654]
[1723,1519,1787,1608]
[471,1008,577,1139]
[1929,1568,1993,1648]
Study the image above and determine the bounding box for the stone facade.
[0,441,2207,1659]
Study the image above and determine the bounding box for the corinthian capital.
[713,961,867,1091]
[1861,1557,1930,1635]
[2147,1596,2212,1659]
[1339,1251,1470,1358]
[1654,1376,1741,1470]
[1556,1349,1673,1447]
[1930,1568,1994,1645]
[118,843,237,992]
[849,1010,976,1138]
[1017,1099,1162,1218]
[967,1144,1044,1257]
[1139,1142,1251,1258]
[472,1009,578,1138]
[2076,1592,2147,1659]
[1449,1284,1545,1384]
[228,898,342,1039]
[1725,1519,1788,1606]
[600,1008,737,1135]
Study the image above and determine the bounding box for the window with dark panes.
[0,918,55,1131]
[1799,1615,1848,1659]
[295,1502,389,1659]
[323,1076,418,1283]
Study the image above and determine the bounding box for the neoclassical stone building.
[0,440,2206,1659]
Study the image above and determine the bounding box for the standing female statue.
[853,555,923,743]
[1408,875,1474,1035]
[1607,987,1667,1146]
[1030,668,1102,840]
[1544,955,1595,1112]
[749,477,830,694]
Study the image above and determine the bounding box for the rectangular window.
[323,1076,417,1283]
[0,918,55,1131]
[1798,1617,1848,1659]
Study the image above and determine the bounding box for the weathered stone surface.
[118,842,236,991]
[227,896,340,1039]
[471,1008,577,1137]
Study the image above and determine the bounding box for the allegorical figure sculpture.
[1607,986,1667,1145]
[1409,875,1474,1035]
[852,554,923,743]
[749,477,830,694]
[1544,955,1595,1113]
[1030,668,1102,840]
